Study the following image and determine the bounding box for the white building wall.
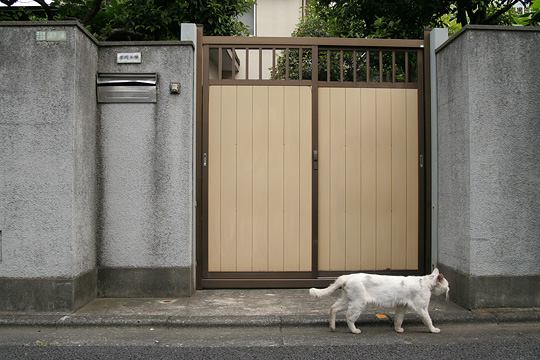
[236,0,304,80]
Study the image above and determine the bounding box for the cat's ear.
[432,267,439,275]
[437,273,444,282]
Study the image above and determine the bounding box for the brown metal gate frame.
[195,29,431,289]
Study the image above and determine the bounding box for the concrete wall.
[97,44,194,297]
[436,26,540,308]
[0,22,196,309]
[0,23,98,311]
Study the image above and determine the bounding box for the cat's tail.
[309,275,348,298]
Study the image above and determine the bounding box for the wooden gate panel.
[406,89,419,269]
[318,88,330,270]
[252,86,269,271]
[236,86,254,271]
[283,87,301,270]
[376,88,392,270]
[267,86,285,271]
[208,85,312,272]
[220,86,238,271]
[208,86,221,272]
[299,87,313,271]
[329,88,347,271]
[391,90,407,269]
[345,88,361,270]
[208,86,221,271]
[319,88,419,271]
[360,88,377,269]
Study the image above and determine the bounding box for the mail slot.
[97,73,157,103]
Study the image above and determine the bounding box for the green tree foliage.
[0,0,254,40]
[515,0,540,25]
[293,0,453,39]
[440,1,537,35]
[452,0,532,27]
[274,1,535,80]
[294,1,534,40]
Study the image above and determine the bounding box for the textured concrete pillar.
[429,28,448,271]
[0,23,98,311]
[97,42,195,297]
[436,26,540,308]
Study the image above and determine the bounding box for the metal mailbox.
[97,73,157,103]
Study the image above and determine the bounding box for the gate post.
[181,23,204,290]
[311,45,319,277]
[427,28,449,272]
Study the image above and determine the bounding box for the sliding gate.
[199,35,427,288]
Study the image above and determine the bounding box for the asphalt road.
[0,322,538,359]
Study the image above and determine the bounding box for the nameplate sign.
[117,52,142,64]
[36,31,67,42]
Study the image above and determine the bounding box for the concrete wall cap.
[435,24,540,54]
[0,21,194,48]
[100,40,193,48]
[0,20,99,45]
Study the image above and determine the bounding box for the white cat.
[309,268,450,334]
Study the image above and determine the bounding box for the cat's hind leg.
[329,294,347,331]
[393,305,407,333]
[345,302,365,334]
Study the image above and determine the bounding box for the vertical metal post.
[405,51,409,83]
[197,27,208,288]
[326,50,330,82]
[272,48,276,79]
[245,48,249,80]
[353,50,357,83]
[218,47,222,81]
[418,38,427,274]
[285,48,289,80]
[259,48,262,80]
[311,45,319,278]
[231,47,235,79]
[392,50,396,83]
[299,48,303,80]
[366,50,370,82]
[339,50,344,82]
[379,50,383,82]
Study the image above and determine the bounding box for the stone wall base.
[97,267,194,298]
[438,263,540,309]
[0,269,97,312]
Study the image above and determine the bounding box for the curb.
[0,310,538,328]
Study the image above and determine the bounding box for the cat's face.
[431,274,450,300]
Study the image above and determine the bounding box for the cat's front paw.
[430,327,440,333]
[395,327,404,333]
[350,329,362,334]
